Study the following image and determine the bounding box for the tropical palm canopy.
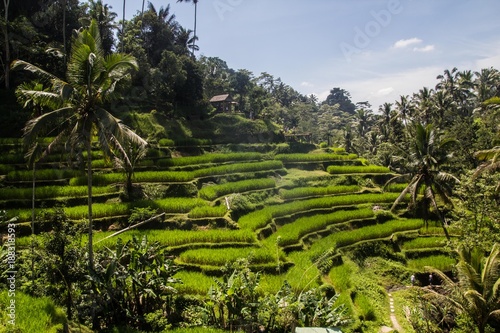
[12,19,147,269]
[386,122,459,239]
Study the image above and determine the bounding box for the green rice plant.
[158,138,175,146]
[384,183,409,193]
[91,159,113,168]
[174,138,212,146]
[329,262,354,292]
[279,185,361,199]
[0,185,119,201]
[174,271,216,295]
[238,192,401,231]
[0,137,21,144]
[64,202,131,220]
[266,208,375,247]
[0,164,14,175]
[7,169,80,181]
[327,165,391,174]
[193,160,284,178]
[188,205,227,218]
[154,197,207,213]
[159,152,262,167]
[259,274,289,294]
[308,219,424,260]
[353,292,376,321]
[93,228,257,249]
[275,153,358,162]
[69,170,194,186]
[0,153,24,164]
[168,328,226,333]
[407,254,456,271]
[199,178,276,201]
[178,246,275,266]
[284,251,321,292]
[401,236,447,250]
[0,291,67,332]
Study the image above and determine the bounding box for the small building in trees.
[210,94,237,113]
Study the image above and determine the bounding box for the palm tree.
[177,0,199,55]
[2,0,11,88]
[426,244,500,333]
[385,123,459,239]
[12,20,147,270]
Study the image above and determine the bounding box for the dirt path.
[388,292,403,332]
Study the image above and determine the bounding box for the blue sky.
[104,0,500,109]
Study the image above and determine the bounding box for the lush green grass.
[199,178,276,201]
[9,197,208,222]
[238,192,401,231]
[188,205,228,218]
[177,246,276,266]
[192,160,284,178]
[94,229,257,249]
[7,169,81,181]
[0,291,67,333]
[279,185,361,200]
[275,153,358,162]
[329,262,355,292]
[407,254,456,271]
[158,152,263,167]
[401,236,447,250]
[327,165,391,174]
[308,219,425,260]
[0,185,119,201]
[174,271,217,295]
[266,208,375,247]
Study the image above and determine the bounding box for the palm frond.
[11,60,60,84]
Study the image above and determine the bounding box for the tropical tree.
[12,19,147,270]
[2,0,10,88]
[426,244,500,333]
[177,0,199,55]
[385,123,459,239]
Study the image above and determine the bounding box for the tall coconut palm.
[385,123,459,239]
[2,0,11,88]
[177,0,199,55]
[12,19,147,270]
[426,244,500,333]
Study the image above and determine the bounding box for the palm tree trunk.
[192,1,197,55]
[429,190,450,240]
[62,0,66,62]
[87,141,94,270]
[3,0,10,89]
[121,0,125,52]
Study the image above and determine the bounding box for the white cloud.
[375,87,395,96]
[393,38,422,49]
[413,45,435,52]
[301,81,313,87]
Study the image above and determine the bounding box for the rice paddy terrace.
[0,138,452,329]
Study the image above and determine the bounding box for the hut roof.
[210,94,232,103]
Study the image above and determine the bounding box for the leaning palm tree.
[177,0,199,55]
[426,244,500,333]
[385,123,459,239]
[12,19,147,271]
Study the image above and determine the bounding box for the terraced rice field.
[0,139,450,323]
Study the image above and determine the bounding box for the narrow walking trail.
[381,292,404,333]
